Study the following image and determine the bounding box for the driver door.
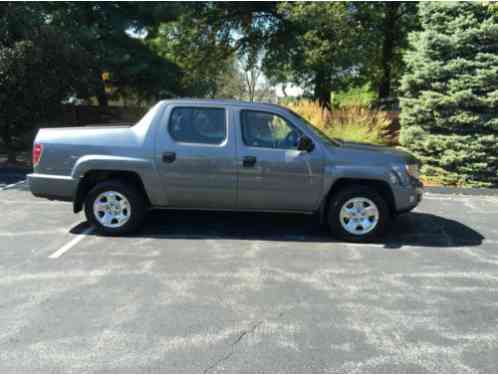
[236,109,324,212]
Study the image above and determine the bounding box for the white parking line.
[0,228,70,237]
[0,179,26,191]
[48,226,94,259]
[0,200,67,205]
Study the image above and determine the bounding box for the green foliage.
[400,2,498,187]
[331,84,377,109]
[213,59,276,103]
[46,3,183,104]
[286,100,391,145]
[164,3,420,107]
[263,3,365,107]
[354,3,419,100]
[0,4,91,162]
[148,10,235,98]
[214,60,247,100]
[0,2,188,161]
[258,3,419,107]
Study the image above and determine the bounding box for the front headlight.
[405,163,419,179]
[391,163,419,186]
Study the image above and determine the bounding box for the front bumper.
[27,173,77,202]
[392,179,423,214]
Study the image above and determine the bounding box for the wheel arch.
[73,170,150,213]
[319,178,396,224]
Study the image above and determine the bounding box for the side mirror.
[297,135,314,152]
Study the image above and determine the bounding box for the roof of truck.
[160,98,291,112]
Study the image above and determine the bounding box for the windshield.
[287,109,341,146]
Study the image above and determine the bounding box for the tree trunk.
[245,72,255,102]
[1,120,16,164]
[378,2,400,100]
[7,148,17,164]
[314,71,331,110]
[96,72,108,108]
[281,85,288,98]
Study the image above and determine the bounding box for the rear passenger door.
[155,105,237,209]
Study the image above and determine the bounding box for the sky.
[275,83,304,98]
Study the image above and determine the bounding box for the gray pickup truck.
[28,99,423,242]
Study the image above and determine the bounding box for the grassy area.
[285,99,392,145]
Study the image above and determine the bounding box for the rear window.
[168,107,226,145]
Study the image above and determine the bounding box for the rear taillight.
[33,143,43,166]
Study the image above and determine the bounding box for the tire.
[327,185,391,242]
[84,179,147,236]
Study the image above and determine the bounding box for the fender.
[71,155,164,207]
[318,163,395,223]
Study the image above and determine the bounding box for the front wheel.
[84,180,147,235]
[327,186,391,242]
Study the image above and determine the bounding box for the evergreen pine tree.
[399,2,498,187]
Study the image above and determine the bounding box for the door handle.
[162,152,176,163]
[243,155,257,167]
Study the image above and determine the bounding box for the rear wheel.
[327,185,390,242]
[84,180,146,235]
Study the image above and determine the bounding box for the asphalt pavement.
[1,181,498,372]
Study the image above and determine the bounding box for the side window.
[240,110,302,149]
[168,107,226,145]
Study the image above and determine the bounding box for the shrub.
[285,99,330,129]
[285,100,391,145]
[326,107,391,145]
[331,84,377,109]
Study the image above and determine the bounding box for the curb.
[425,186,498,197]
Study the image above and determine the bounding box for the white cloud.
[274,83,304,98]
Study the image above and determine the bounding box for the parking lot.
[1,181,498,372]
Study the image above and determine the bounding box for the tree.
[399,2,498,186]
[215,61,247,100]
[149,3,282,99]
[154,3,359,107]
[354,2,419,102]
[148,9,235,98]
[213,58,276,103]
[46,3,183,106]
[0,2,189,162]
[0,3,90,163]
[260,2,419,108]
[261,3,371,109]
